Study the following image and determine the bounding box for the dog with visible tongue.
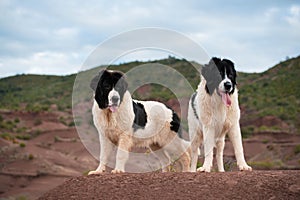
[188,57,252,172]
[89,69,191,174]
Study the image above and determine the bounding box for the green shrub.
[28,154,34,160]
[0,120,16,130]
[19,143,26,148]
[241,126,255,138]
[16,134,31,140]
[0,132,14,141]
[59,116,67,125]
[294,145,300,155]
[16,127,27,133]
[262,139,269,144]
[14,118,20,123]
[68,121,75,127]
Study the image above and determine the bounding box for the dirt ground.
[1,110,300,199]
[39,170,300,200]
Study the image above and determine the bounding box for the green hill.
[0,74,76,111]
[238,56,300,134]
[0,56,299,134]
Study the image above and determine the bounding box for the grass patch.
[0,120,17,131]
[16,133,31,140]
[0,132,15,141]
[16,195,28,200]
[248,160,284,170]
[196,161,203,169]
[28,154,34,160]
[14,118,20,123]
[82,170,90,176]
[241,126,255,138]
[19,142,26,148]
[262,139,269,144]
[294,145,300,155]
[68,121,75,127]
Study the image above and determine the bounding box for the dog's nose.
[224,81,232,91]
[111,96,119,104]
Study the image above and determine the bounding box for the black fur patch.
[90,70,128,109]
[170,110,182,138]
[191,92,199,119]
[202,57,237,95]
[132,101,147,131]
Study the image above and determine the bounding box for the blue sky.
[0,0,299,78]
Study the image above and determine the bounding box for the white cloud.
[286,5,300,26]
[0,51,81,77]
[264,7,280,20]
[53,28,79,39]
[0,0,300,78]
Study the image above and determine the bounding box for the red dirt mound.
[40,170,300,200]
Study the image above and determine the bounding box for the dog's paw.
[88,169,105,175]
[197,166,211,172]
[238,164,252,171]
[111,169,124,174]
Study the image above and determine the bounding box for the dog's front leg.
[228,124,252,171]
[216,136,225,172]
[197,127,214,172]
[112,135,131,173]
[190,132,202,172]
[88,133,113,175]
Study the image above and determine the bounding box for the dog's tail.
[197,148,201,156]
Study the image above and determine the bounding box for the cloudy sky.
[0,0,299,78]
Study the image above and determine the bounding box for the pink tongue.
[109,106,118,113]
[221,93,231,107]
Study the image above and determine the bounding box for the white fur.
[188,75,252,172]
[89,91,190,174]
[108,88,120,106]
[219,68,233,93]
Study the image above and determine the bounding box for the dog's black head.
[90,69,128,112]
[201,57,237,106]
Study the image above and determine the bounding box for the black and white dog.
[188,57,252,172]
[88,69,190,174]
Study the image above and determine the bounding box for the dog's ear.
[90,69,106,91]
[211,57,221,67]
[202,57,222,95]
[201,57,221,80]
[222,58,234,67]
[114,71,128,92]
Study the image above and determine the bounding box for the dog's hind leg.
[163,136,191,172]
[177,147,191,172]
[216,136,225,172]
[150,145,171,172]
